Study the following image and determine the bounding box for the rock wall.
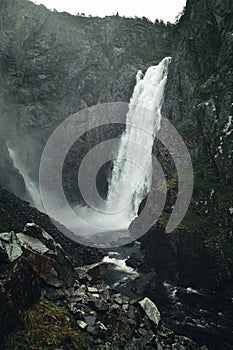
[167,2,233,258]
[138,0,233,290]
[163,0,232,181]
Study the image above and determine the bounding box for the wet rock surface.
[139,220,233,292]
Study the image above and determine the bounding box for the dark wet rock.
[75,262,108,282]
[91,299,109,312]
[139,220,232,291]
[126,250,145,270]
[159,0,233,290]
[163,0,233,178]
[117,271,165,301]
[85,316,96,326]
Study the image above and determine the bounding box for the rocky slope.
[0,186,103,266]
[0,222,209,350]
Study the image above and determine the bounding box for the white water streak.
[107,57,171,222]
[8,147,43,211]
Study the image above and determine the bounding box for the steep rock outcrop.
[163,0,232,182]
[140,220,232,292]
[143,0,233,284]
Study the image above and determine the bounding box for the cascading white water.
[106,57,171,222]
[7,146,44,211]
[73,57,171,236]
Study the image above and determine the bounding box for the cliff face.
[0,0,172,199]
[163,0,233,183]
[164,0,233,238]
[140,0,233,290]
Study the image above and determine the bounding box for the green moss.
[4,300,88,350]
[177,123,202,141]
[180,210,215,233]
[161,153,233,261]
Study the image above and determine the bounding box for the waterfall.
[72,57,171,239]
[106,57,171,222]
[7,146,43,211]
[7,56,170,242]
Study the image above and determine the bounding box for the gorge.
[0,0,232,349]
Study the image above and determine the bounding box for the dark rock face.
[140,221,232,292]
[163,0,233,181]
[143,0,233,289]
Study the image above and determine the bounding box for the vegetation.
[177,123,202,141]
[3,300,89,350]
[160,150,233,262]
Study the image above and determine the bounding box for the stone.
[92,293,100,298]
[97,321,108,332]
[0,232,23,262]
[87,286,98,293]
[23,223,56,251]
[75,262,108,281]
[0,228,75,288]
[77,320,87,329]
[115,297,123,305]
[128,306,136,321]
[92,299,109,312]
[110,304,120,312]
[85,316,96,326]
[87,326,97,334]
[139,297,161,327]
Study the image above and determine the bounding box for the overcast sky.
[31,0,186,23]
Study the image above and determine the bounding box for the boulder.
[23,223,56,251]
[139,297,161,327]
[0,232,23,263]
[75,262,108,282]
[0,224,76,288]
